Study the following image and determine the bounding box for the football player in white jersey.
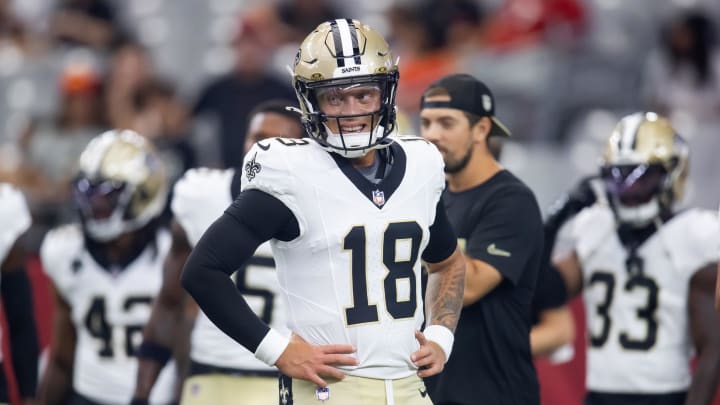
[181,19,466,405]
[552,112,720,405]
[0,183,39,405]
[37,130,177,405]
[132,100,304,405]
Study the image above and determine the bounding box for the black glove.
[566,175,598,212]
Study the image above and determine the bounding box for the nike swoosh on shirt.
[257,141,271,151]
[418,388,428,398]
[487,243,511,257]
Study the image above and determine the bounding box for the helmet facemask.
[297,75,398,158]
[601,163,668,226]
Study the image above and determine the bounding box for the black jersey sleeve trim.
[422,197,457,263]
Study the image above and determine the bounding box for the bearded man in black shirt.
[420,73,547,405]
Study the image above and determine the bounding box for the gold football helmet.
[292,19,399,158]
[600,112,688,226]
[74,129,168,241]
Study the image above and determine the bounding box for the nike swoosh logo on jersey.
[487,243,511,257]
[257,141,271,151]
[418,388,428,398]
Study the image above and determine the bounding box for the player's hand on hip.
[412,330,445,377]
[275,333,358,387]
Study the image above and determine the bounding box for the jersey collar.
[329,142,406,209]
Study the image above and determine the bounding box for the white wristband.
[423,325,455,363]
[254,328,291,366]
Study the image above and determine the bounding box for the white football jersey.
[41,225,176,404]
[241,136,446,380]
[570,205,720,393]
[172,167,289,370]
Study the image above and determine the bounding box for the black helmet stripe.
[329,20,345,67]
[621,114,642,154]
[345,19,362,65]
[329,19,362,68]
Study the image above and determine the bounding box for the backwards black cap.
[421,73,511,137]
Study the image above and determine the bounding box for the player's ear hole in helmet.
[291,19,399,158]
[73,129,168,241]
[599,112,688,227]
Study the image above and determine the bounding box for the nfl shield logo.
[372,189,385,207]
[316,386,330,401]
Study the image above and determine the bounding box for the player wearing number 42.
[181,18,466,405]
[37,130,176,405]
[551,112,720,405]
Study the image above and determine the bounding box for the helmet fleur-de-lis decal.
[244,152,262,182]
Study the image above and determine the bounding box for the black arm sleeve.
[422,197,458,263]
[543,200,578,267]
[535,179,594,313]
[543,176,598,261]
[181,189,298,353]
[0,268,39,397]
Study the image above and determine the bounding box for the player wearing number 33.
[181,19,466,405]
[37,130,176,405]
[551,112,720,405]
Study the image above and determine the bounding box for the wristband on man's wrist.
[423,325,455,363]
[254,328,291,366]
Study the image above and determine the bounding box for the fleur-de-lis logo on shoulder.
[244,152,262,182]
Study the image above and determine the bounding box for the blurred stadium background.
[0,0,719,403]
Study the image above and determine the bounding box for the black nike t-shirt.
[425,170,543,405]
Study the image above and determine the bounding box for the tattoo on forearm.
[426,253,465,332]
